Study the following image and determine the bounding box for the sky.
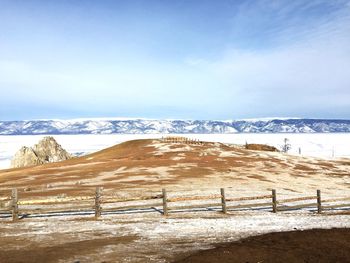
[0,0,350,120]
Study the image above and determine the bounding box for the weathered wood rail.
[162,136,203,145]
[0,188,349,222]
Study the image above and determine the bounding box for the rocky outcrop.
[11,146,43,168]
[11,137,72,168]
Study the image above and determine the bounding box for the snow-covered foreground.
[1,211,349,262]
[0,133,349,169]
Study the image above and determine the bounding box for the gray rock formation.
[11,146,43,168]
[11,137,72,168]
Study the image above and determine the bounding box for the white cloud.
[1,1,349,119]
[184,4,350,117]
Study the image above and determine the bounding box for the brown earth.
[174,228,350,263]
[0,235,137,263]
[245,143,279,152]
[1,227,349,263]
[0,139,349,199]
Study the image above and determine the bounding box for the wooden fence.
[162,136,203,145]
[0,188,349,222]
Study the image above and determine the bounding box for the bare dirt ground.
[1,211,350,263]
[174,228,350,263]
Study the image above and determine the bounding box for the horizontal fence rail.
[162,136,204,145]
[0,188,349,222]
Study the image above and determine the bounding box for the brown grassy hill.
[0,139,349,197]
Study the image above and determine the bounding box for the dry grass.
[0,139,349,197]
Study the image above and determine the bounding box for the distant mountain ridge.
[0,118,349,135]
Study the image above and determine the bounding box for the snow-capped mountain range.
[0,118,349,135]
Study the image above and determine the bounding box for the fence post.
[220,188,227,214]
[272,189,277,213]
[162,188,168,216]
[11,188,18,222]
[317,190,322,214]
[95,187,102,219]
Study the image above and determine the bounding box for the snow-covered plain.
[0,133,349,169]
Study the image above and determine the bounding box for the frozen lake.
[0,133,349,169]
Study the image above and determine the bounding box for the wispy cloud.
[1,0,349,119]
[184,1,350,118]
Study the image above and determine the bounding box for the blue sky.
[1,0,350,120]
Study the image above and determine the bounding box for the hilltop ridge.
[0,138,348,197]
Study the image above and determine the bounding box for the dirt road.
[174,228,350,263]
